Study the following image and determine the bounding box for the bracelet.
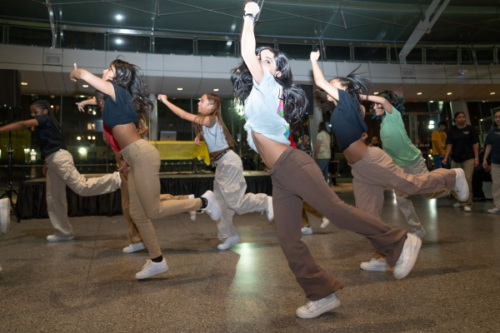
[243,13,255,22]
[474,158,479,160]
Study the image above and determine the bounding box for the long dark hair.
[31,100,62,133]
[96,58,153,116]
[231,46,308,125]
[194,93,235,147]
[334,68,372,117]
[380,90,405,114]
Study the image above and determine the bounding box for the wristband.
[243,13,255,21]
[474,158,479,160]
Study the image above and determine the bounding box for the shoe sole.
[296,298,340,319]
[136,266,169,280]
[394,235,422,279]
[360,262,387,272]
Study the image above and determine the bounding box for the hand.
[483,161,489,169]
[157,94,168,104]
[118,162,129,180]
[70,63,78,82]
[244,1,260,16]
[75,101,85,112]
[194,133,202,145]
[442,158,447,165]
[474,159,479,167]
[361,132,368,141]
[310,50,320,62]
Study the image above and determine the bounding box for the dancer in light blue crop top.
[158,93,273,251]
[228,1,427,320]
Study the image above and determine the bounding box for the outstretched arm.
[240,2,263,84]
[76,97,97,112]
[0,118,38,134]
[310,50,339,101]
[359,94,393,114]
[70,64,115,100]
[157,94,211,126]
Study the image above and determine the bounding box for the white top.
[203,118,229,153]
[243,69,290,153]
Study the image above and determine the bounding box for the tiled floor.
[1,186,499,332]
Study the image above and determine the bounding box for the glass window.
[61,30,105,50]
[354,46,387,62]
[324,45,350,61]
[426,47,458,65]
[475,49,494,65]
[393,47,422,64]
[198,39,235,57]
[155,37,193,55]
[109,34,150,53]
[278,43,313,60]
[9,27,52,47]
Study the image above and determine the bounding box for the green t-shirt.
[379,106,421,166]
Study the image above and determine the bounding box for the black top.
[446,124,478,163]
[34,114,66,158]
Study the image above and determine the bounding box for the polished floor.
[1,183,499,332]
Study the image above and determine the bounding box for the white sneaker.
[360,257,387,272]
[46,234,74,242]
[265,196,274,221]
[135,258,169,279]
[296,293,340,319]
[114,171,122,189]
[487,207,500,214]
[122,241,145,254]
[217,234,240,250]
[320,217,330,228]
[301,226,313,235]
[393,233,421,279]
[200,190,221,221]
[0,198,10,234]
[453,168,469,202]
[453,202,462,209]
[463,205,472,212]
[188,194,196,221]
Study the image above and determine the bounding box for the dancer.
[443,111,479,212]
[431,121,449,169]
[358,91,452,271]
[0,100,121,241]
[483,109,500,214]
[231,1,427,319]
[70,59,221,279]
[158,93,273,250]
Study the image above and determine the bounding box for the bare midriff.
[112,123,142,150]
[342,138,368,165]
[252,131,289,170]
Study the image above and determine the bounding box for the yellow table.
[150,141,211,166]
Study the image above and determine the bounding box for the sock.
[200,197,208,209]
[151,255,163,263]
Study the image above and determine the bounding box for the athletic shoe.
[266,196,274,221]
[412,227,427,239]
[46,234,74,242]
[188,194,196,221]
[487,207,500,214]
[453,168,469,202]
[200,191,221,221]
[393,233,422,279]
[360,257,387,272]
[114,171,122,188]
[463,205,472,212]
[217,234,240,250]
[320,217,330,228]
[453,202,462,209]
[296,293,340,319]
[301,226,313,235]
[0,198,10,234]
[122,241,145,254]
[135,258,169,280]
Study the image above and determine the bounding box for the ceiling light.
[114,38,123,45]
[115,14,124,21]
[417,92,422,95]
[21,82,28,86]
[82,84,89,88]
[374,92,379,95]
[177,87,183,91]
[446,92,452,95]
[491,92,496,95]
[213,88,219,92]
[429,100,434,103]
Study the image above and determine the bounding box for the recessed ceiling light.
[115,14,124,21]
[177,87,183,91]
[21,82,28,86]
[213,88,219,92]
[429,100,434,103]
[491,92,496,95]
[114,38,123,45]
[82,84,89,88]
[417,92,422,95]
[446,92,452,95]
[374,92,379,95]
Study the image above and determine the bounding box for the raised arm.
[157,94,211,126]
[359,94,393,114]
[76,97,97,112]
[240,2,263,84]
[70,64,116,100]
[310,50,339,101]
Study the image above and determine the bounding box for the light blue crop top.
[243,69,290,153]
[203,119,229,153]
